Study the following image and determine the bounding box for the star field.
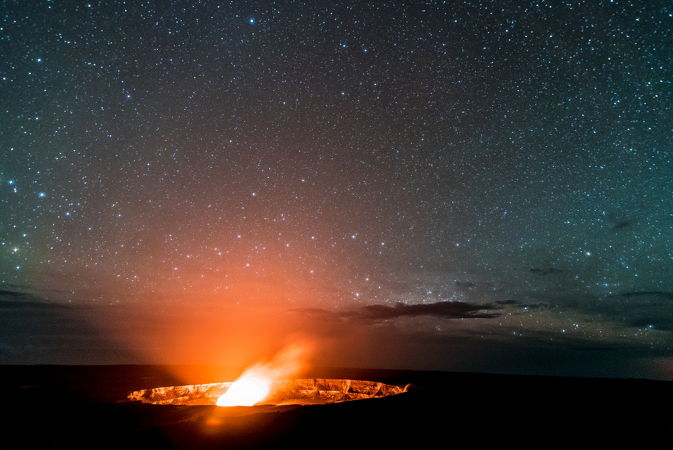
[1,0,672,375]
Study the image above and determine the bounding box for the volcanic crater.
[128,378,409,406]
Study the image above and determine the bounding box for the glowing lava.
[215,340,312,407]
[216,370,271,406]
[127,340,408,408]
[129,378,409,406]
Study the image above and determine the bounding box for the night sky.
[1,0,673,378]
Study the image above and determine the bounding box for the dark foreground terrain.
[1,365,672,449]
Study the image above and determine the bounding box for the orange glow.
[216,371,271,406]
[216,340,313,407]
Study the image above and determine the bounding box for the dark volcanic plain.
[1,365,672,449]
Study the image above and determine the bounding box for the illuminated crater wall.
[128,378,409,406]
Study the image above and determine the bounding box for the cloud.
[618,291,673,300]
[529,267,564,276]
[592,291,673,332]
[604,212,636,231]
[353,301,502,320]
[0,287,70,309]
[0,299,69,310]
[494,299,518,305]
[297,300,506,322]
[295,306,673,379]
[0,288,25,299]
[610,219,633,231]
[0,286,136,364]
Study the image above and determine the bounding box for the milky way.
[1,1,672,376]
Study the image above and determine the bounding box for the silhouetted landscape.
[2,365,672,449]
